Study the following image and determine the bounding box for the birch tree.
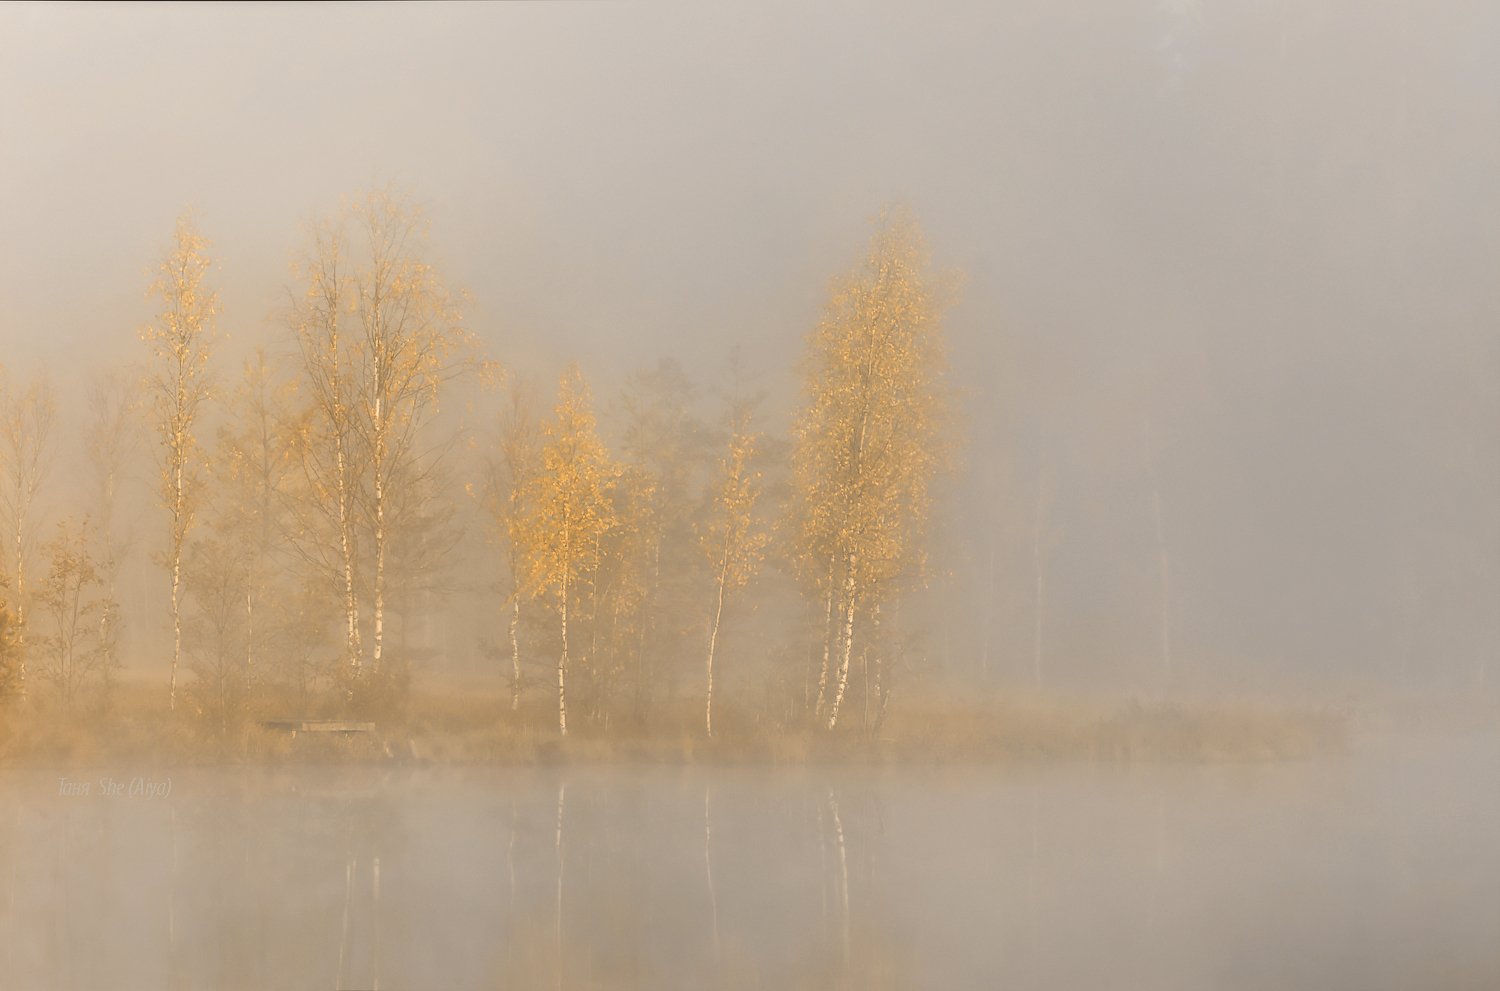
[347,191,463,676]
[0,369,57,701]
[696,408,768,737]
[517,365,618,735]
[142,214,217,710]
[83,371,139,683]
[292,190,470,679]
[480,380,542,710]
[290,214,363,680]
[789,210,952,730]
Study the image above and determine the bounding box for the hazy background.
[2,0,1497,697]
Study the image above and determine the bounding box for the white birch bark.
[704,544,729,738]
[826,553,859,730]
[814,557,835,720]
[372,458,387,673]
[169,443,185,711]
[558,562,569,737]
[510,593,522,711]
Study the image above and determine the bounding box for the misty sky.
[3,0,1497,691]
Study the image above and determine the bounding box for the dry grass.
[0,676,1347,768]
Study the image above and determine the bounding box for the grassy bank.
[0,678,1348,768]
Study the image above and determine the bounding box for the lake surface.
[2,734,1498,989]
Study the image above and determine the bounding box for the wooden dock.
[259,719,376,739]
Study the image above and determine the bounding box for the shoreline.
[0,686,1352,770]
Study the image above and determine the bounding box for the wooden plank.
[259,720,376,734]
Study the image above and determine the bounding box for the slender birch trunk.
[372,460,387,673]
[246,589,261,693]
[510,593,522,711]
[337,429,361,678]
[558,567,569,736]
[169,450,185,711]
[705,555,728,738]
[331,321,361,681]
[12,521,24,701]
[145,221,214,713]
[814,556,835,720]
[827,553,858,730]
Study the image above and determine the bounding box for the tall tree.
[143,214,217,711]
[696,407,769,737]
[517,365,618,735]
[0,369,57,701]
[291,189,470,692]
[789,210,953,730]
[83,370,140,684]
[290,213,363,681]
[480,379,542,711]
[347,189,468,676]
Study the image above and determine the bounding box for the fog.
[1,1,1498,987]
[5,741,1500,989]
[3,1,1497,693]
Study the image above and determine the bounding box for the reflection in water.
[827,787,850,977]
[0,741,1498,989]
[704,787,719,962]
[555,779,564,991]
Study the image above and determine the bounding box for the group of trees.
[0,192,954,739]
[0,368,128,714]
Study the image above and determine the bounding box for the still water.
[2,734,1497,990]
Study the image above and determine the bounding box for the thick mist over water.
[5,740,1500,990]
[2,2,1498,988]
